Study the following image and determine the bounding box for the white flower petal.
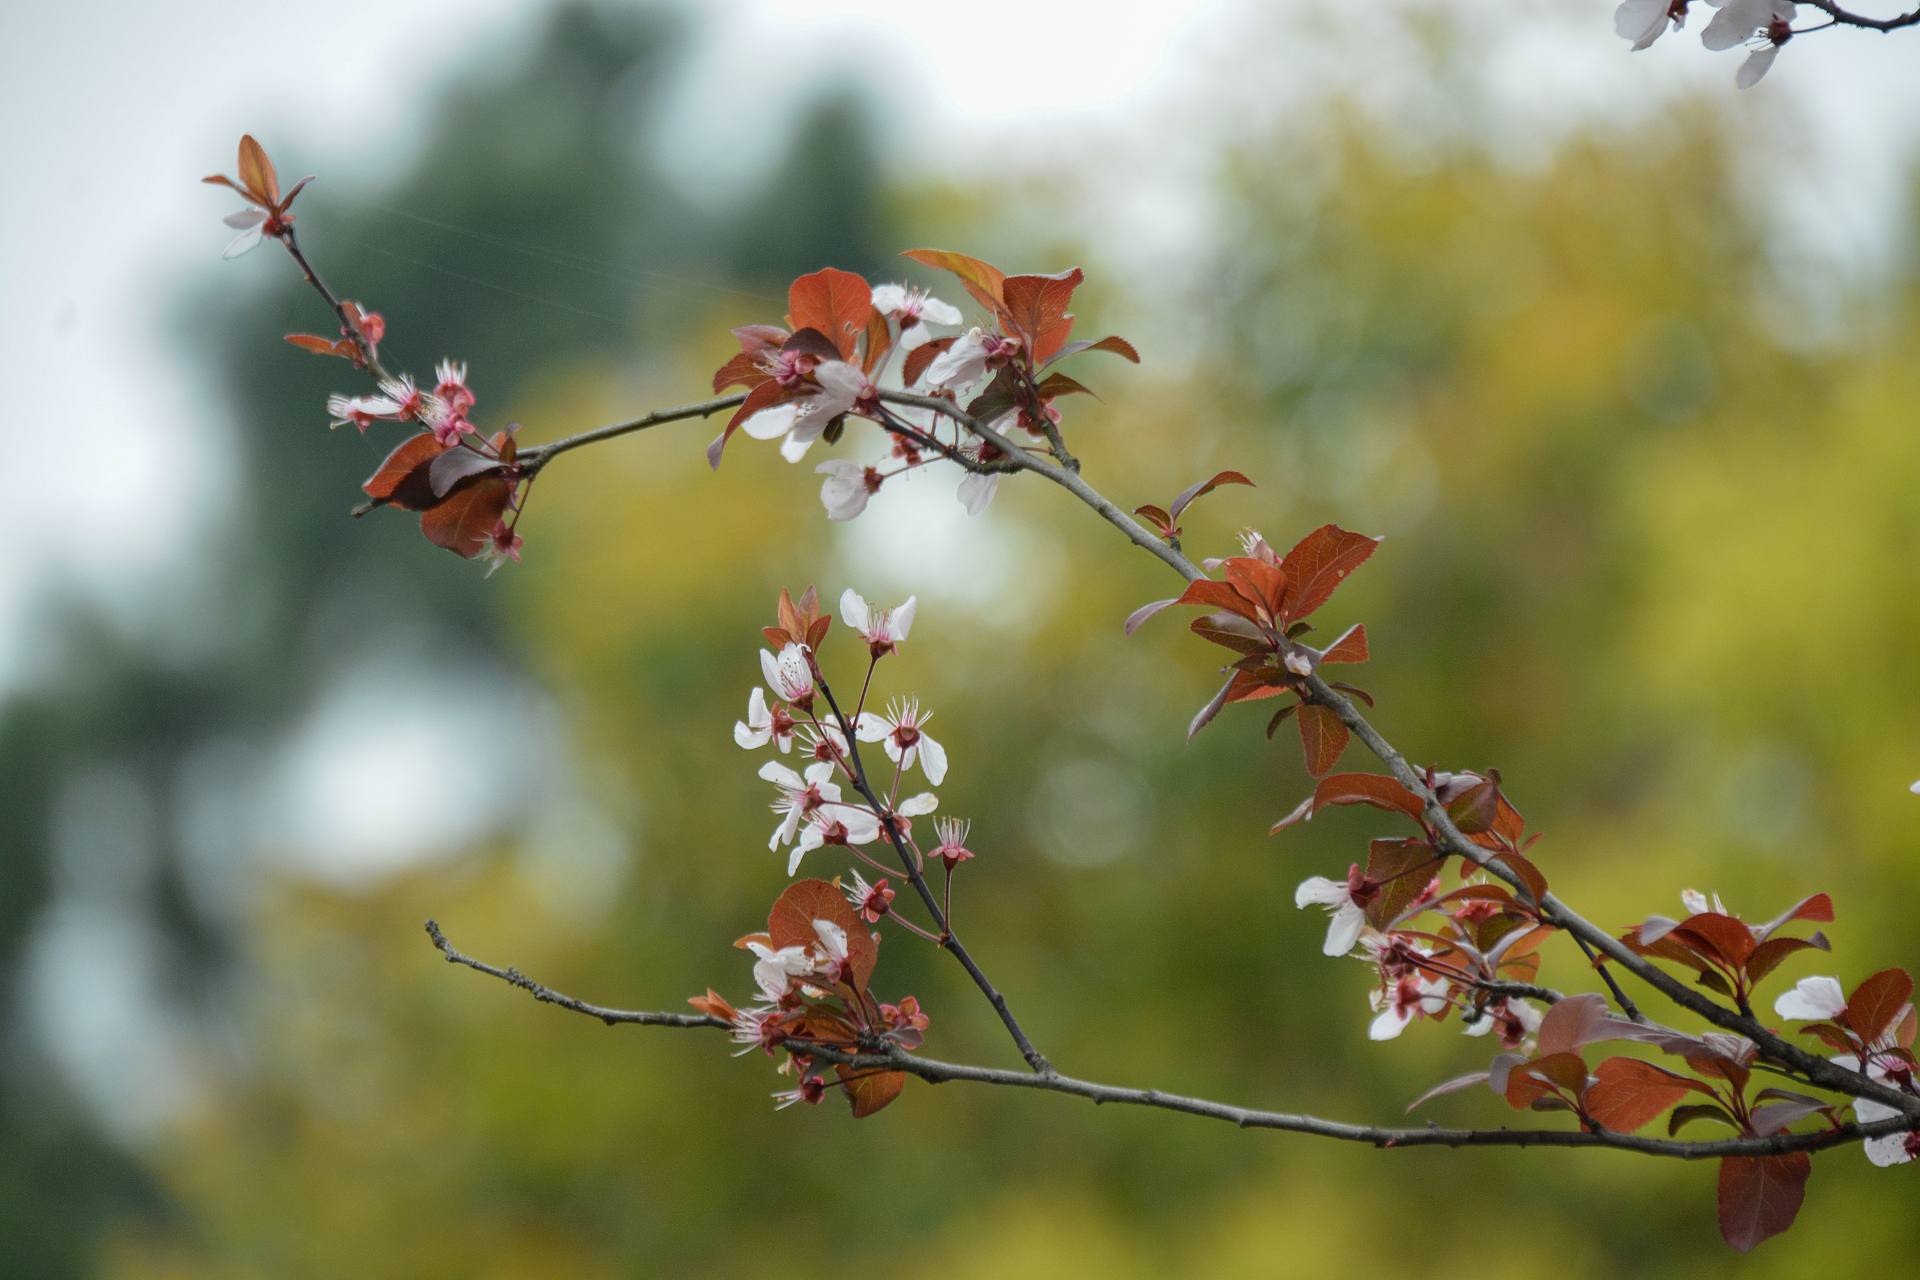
[222,223,265,258]
[1323,902,1366,957]
[919,295,963,325]
[957,470,999,516]
[916,732,948,785]
[1774,976,1848,1022]
[743,402,801,440]
[1369,1006,1412,1041]
[1294,876,1349,909]
[839,588,872,635]
[1735,42,1779,89]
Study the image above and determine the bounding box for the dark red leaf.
[1717,1154,1810,1253]
[1845,968,1914,1043]
[1745,935,1829,985]
[1306,773,1426,822]
[1670,914,1758,970]
[1296,703,1349,777]
[1365,839,1441,929]
[1754,892,1834,942]
[359,433,448,512]
[419,476,511,558]
[1501,851,1549,911]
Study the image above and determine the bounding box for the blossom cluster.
[695,585,981,1115]
[709,253,1138,522]
[1614,0,1801,87]
[346,361,528,573]
[689,877,931,1117]
[734,587,948,877]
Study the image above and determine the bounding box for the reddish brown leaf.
[359,433,448,511]
[1670,914,1758,970]
[1754,892,1834,941]
[901,248,1007,316]
[1717,1154,1810,1253]
[768,879,877,990]
[709,379,798,469]
[1188,614,1269,656]
[1034,372,1096,399]
[687,989,737,1021]
[1168,470,1255,523]
[1587,1058,1710,1133]
[284,333,353,359]
[902,335,953,387]
[1296,703,1349,777]
[1223,557,1287,620]
[859,306,892,373]
[786,268,872,360]
[1042,334,1142,368]
[837,1066,905,1118]
[1174,576,1261,624]
[238,133,279,205]
[1308,773,1426,822]
[712,349,769,393]
[1320,623,1369,665]
[1845,968,1914,1043]
[1277,524,1380,622]
[1745,935,1829,985]
[1536,992,1609,1057]
[1364,838,1441,929]
[1501,851,1549,911]
[420,475,511,558]
[1504,1051,1588,1110]
[1000,269,1083,363]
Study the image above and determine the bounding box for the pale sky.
[3,0,1918,692]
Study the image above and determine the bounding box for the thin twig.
[426,920,721,1029]
[810,664,1054,1075]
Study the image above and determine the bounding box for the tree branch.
[1796,1,1920,33]
[882,389,1920,1119]
[808,662,1054,1075]
[422,921,1916,1161]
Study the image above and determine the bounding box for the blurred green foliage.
[13,5,1920,1278]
